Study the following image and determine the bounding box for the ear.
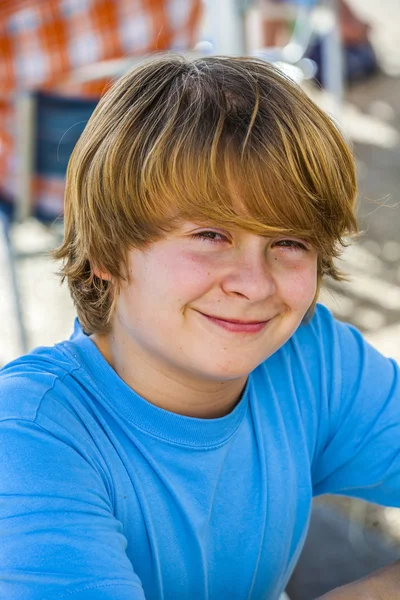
[93,266,112,281]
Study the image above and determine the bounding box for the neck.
[90,332,247,419]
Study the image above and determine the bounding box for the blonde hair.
[54,54,358,334]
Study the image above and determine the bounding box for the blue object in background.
[35,93,98,178]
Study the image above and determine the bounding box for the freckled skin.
[92,222,318,417]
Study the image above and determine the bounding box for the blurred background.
[0,1,399,598]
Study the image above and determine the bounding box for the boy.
[1,55,399,600]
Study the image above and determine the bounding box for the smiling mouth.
[202,314,268,324]
[198,312,270,334]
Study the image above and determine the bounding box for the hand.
[317,581,380,600]
[317,560,400,600]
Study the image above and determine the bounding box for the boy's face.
[113,222,318,383]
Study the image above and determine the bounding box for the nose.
[221,249,276,301]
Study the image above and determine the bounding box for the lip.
[198,312,270,334]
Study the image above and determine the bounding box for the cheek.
[277,261,318,307]
[153,251,217,301]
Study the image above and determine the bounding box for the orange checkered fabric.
[0,0,202,216]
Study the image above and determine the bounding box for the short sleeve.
[0,417,146,600]
[312,309,400,506]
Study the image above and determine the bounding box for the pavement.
[287,503,400,599]
[317,70,400,365]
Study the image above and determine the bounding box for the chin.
[196,358,260,381]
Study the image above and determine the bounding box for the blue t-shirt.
[1,304,400,600]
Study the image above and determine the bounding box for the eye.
[272,239,309,251]
[190,231,228,244]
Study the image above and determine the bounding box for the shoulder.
[282,303,398,411]
[293,303,396,374]
[295,302,342,344]
[0,336,116,500]
[263,303,345,371]
[254,303,383,397]
[251,304,342,401]
[286,302,365,363]
[0,341,82,423]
